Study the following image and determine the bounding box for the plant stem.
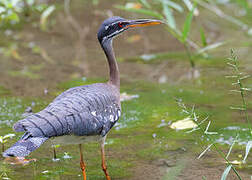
[238,81,251,134]
[193,115,242,180]
[231,51,252,135]
[2,143,4,152]
[184,43,195,68]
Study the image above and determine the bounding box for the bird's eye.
[118,22,123,28]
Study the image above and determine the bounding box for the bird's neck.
[101,39,120,88]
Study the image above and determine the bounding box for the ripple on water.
[115,110,141,130]
[214,126,251,146]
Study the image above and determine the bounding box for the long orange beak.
[124,19,163,29]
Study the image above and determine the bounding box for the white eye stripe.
[107,29,124,38]
[102,25,125,43]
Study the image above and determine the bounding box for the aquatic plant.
[176,99,242,180]
[0,0,54,28]
[226,49,251,135]
[116,0,252,78]
[0,0,21,25]
[0,164,11,180]
[0,133,15,152]
[116,0,226,75]
[51,144,60,160]
[225,49,252,164]
[176,50,252,179]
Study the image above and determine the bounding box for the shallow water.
[0,0,252,179]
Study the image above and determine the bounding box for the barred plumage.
[3,16,162,180]
[3,83,121,157]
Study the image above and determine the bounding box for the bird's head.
[97,16,162,44]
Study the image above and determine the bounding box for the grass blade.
[162,0,184,12]
[182,0,193,10]
[221,165,232,180]
[226,135,238,159]
[230,106,245,111]
[182,1,196,42]
[200,27,207,47]
[162,2,176,29]
[197,42,225,54]
[40,5,55,31]
[242,140,252,163]
[197,143,213,159]
[139,0,151,8]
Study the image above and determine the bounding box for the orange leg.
[101,137,111,180]
[79,144,87,180]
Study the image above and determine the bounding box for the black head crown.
[97,16,129,43]
[97,16,163,44]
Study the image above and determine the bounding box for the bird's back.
[14,83,121,138]
[3,82,121,157]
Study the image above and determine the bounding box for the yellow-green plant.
[176,99,242,180]
[0,133,15,152]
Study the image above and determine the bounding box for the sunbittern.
[3,16,162,180]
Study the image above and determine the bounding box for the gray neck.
[101,39,120,88]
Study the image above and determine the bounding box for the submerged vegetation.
[0,0,252,179]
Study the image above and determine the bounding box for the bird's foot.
[4,156,36,165]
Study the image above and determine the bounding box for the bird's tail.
[3,133,48,157]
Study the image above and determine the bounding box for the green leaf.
[139,0,151,8]
[221,165,232,180]
[197,42,225,54]
[7,12,19,22]
[6,2,13,9]
[243,141,252,163]
[182,1,197,42]
[182,0,193,11]
[40,5,55,31]
[162,2,176,29]
[52,144,61,148]
[3,133,15,139]
[200,27,207,47]
[115,5,163,19]
[162,0,183,12]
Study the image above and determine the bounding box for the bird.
[2,16,162,180]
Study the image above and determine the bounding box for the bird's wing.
[13,83,121,138]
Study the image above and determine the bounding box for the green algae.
[0,73,251,179]
[0,85,11,96]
